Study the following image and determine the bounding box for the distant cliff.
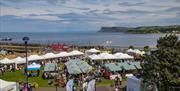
[99,25,180,34]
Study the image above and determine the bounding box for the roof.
[104,63,122,72]
[65,59,92,74]
[44,63,57,72]
[104,62,141,71]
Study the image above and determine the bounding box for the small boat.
[0,37,12,41]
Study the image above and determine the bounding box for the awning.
[28,63,41,70]
[86,48,100,53]
[44,63,57,72]
[65,59,92,74]
[0,58,14,64]
[0,79,17,91]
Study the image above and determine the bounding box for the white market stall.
[28,55,44,61]
[0,58,14,64]
[69,50,84,56]
[86,48,100,55]
[127,49,145,55]
[0,79,17,91]
[114,53,134,59]
[12,57,25,64]
[55,51,70,57]
[42,52,57,59]
[28,63,41,70]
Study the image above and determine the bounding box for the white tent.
[127,49,145,55]
[12,57,25,64]
[89,54,101,60]
[28,63,41,70]
[56,52,70,57]
[86,48,100,53]
[89,53,117,60]
[0,58,14,64]
[42,52,57,59]
[28,55,44,61]
[0,79,17,91]
[98,53,116,60]
[69,50,84,56]
[12,57,25,69]
[114,53,134,59]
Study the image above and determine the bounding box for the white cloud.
[0,0,179,28]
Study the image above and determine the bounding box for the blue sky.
[0,0,180,32]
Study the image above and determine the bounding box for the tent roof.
[28,55,44,61]
[98,53,117,60]
[28,63,41,70]
[65,60,92,74]
[86,48,100,53]
[44,63,57,72]
[0,58,14,64]
[104,62,140,71]
[12,57,25,64]
[56,52,70,57]
[132,62,142,69]
[88,54,101,60]
[69,50,84,56]
[127,49,145,55]
[118,62,136,70]
[42,52,57,59]
[104,63,122,72]
[0,79,16,91]
[114,53,134,59]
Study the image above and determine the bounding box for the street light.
[22,37,29,91]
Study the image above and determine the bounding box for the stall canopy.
[118,62,136,70]
[132,62,142,69]
[56,51,70,57]
[42,52,57,59]
[127,49,145,55]
[86,48,100,53]
[104,63,122,72]
[28,63,41,70]
[28,55,44,61]
[99,53,116,60]
[114,53,134,59]
[0,79,17,91]
[69,50,84,56]
[44,63,57,72]
[89,53,117,60]
[0,58,14,64]
[12,57,25,64]
[88,54,101,60]
[104,62,141,71]
[65,59,92,74]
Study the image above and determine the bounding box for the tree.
[144,46,150,52]
[128,45,134,49]
[142,33,180,91]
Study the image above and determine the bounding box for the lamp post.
[22,37,29,91]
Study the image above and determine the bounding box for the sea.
[0,32,180,48]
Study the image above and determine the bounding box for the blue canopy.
[28,63,41,70]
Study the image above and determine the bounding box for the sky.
[0,0,180,32]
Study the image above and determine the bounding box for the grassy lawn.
[0,70,126,87]
[0,70,50,87]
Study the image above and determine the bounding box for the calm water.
[0,32,180,47]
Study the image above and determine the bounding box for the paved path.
[33,81,127,91]
[33,85,113,91]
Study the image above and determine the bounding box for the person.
[87,79,96,91]
[119,75,122,85]
[66,76,74,91]
[114,76,119,87]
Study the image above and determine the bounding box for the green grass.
[0,70,125,87]
[0,70,50,87]
[96,79,114,86]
